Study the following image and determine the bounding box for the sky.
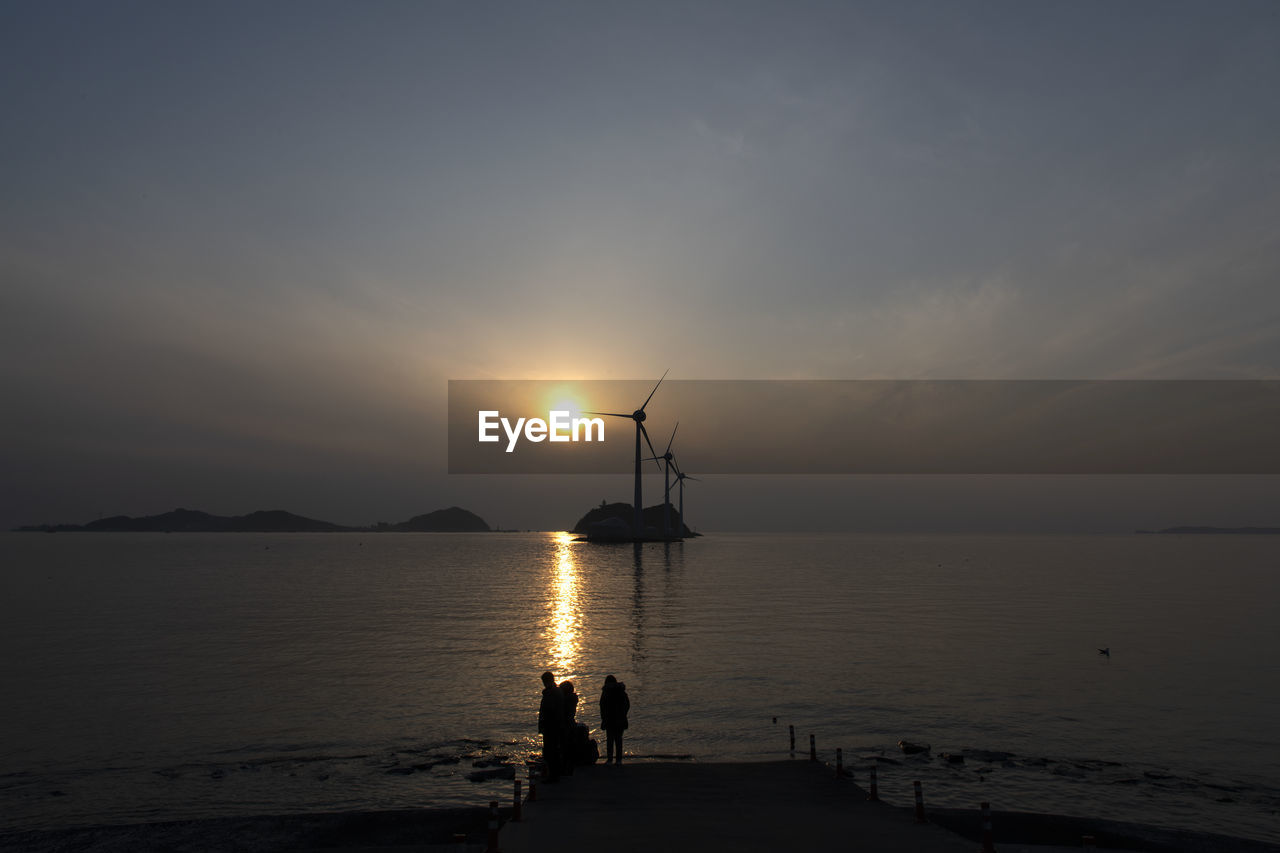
[3,1,1280,532]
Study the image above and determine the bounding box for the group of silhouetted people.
[537,670,630,781]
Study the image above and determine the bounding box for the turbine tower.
[586,370,668,539]
[647,423,679,539]
[673,462,700,536]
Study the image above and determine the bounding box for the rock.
[467,766,516,782]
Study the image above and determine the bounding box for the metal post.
[836,747,844,778]
[486,801,500,853]
[513,779,522,822]
[809,734,817,761]
[869,766,879,800]
[980,801,995,852]
[914,780,926,823]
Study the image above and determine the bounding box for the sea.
[1,531,1277,843]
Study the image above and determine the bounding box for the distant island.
[571,501,697,539]
[1136,526,1280,535]
[372,506,491,533]
[15,506,491,533]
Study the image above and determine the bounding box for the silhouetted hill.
[392,506,490,532]
[70,508,351,532]
[1136,526,1280,535]
[571,502,694,537]
[231,510,350,532]
[81,508,219,532]
[16,506,496,533]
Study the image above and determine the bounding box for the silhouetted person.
[559,680,579,774]
[599,674,630,765]
[538,671,566,781]
[561,680,579,724]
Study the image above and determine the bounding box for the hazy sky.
[3,1,1280,531]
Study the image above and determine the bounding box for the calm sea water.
[1,531,1277,842]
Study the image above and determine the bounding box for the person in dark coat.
[537,671,566,781]
[561,680,579,725]
[599,674,630,765]
[559,680,579,773]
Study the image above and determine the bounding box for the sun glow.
[548,531,581,677]
[542,384,589,420]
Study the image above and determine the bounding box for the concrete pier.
[500,760,974,853]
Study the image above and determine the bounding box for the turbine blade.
[665,422,679,455]
[639,423,663,472]
[583,411,632,418]
[639,368,670,412]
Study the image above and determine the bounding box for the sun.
[542,384,590,419]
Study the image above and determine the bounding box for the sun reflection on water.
[548,532,581,677]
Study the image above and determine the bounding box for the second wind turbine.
[586,370,668,540]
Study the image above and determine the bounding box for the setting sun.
[543,385,589,420]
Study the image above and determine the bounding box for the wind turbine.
[586,370,668,539]
[672,462,700,537]
[645,421,699,540]
[646,423,679,539]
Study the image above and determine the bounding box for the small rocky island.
[16,506,492,533]
[374,507,491,532]
[571,501,696,540]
